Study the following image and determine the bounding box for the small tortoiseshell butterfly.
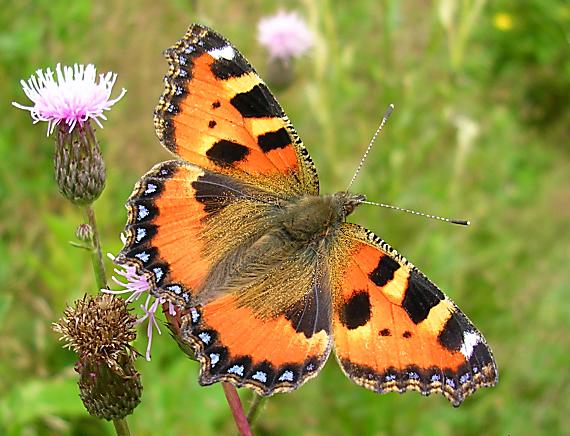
[117,24,498,406]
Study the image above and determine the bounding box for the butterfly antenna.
[361,200,471,226]
[347,104,395,191]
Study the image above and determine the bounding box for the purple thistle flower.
[257,11,314,61]
[105,254,177,361]
[12,63,126,136]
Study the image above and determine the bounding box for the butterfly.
[116,23,498,406]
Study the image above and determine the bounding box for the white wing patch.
[208,45,235,60]
[460,330,482,358]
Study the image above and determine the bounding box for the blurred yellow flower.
[493,12,513,31]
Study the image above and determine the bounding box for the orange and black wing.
[154,23,319,196]
[329,224,498,406]
[180,260,333,395]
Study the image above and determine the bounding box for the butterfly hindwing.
[181,258,333,395]
[154,23,319,196]
[330,224,498,406]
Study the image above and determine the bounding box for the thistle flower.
[105,254,177,361]
[53,294,142,420]
[13,64,126,205]
[12,63,126,136]
[257,11,314,61]
[257,11,314,87]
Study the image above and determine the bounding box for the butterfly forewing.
[117,160,277,303]
[154,23,319,196]
[329,223,498,406]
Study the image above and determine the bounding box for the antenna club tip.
[451,219,471,226]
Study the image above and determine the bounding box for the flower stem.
[83,204,107,289]
[113,418,131,436]
[162,305,253,435]
[222,383,253,436]
[83,205,132,436]
[246,394,266,426]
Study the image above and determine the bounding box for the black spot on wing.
[222,355,253,379]
[438,311,471,352]
[124,245,159,267]
[339,291,371,330]
[130,199,158,223]
[284,280,331,339]
[206,140,249,167]
[191,171,248,215]
[379,328,391,336]
[401,270,444,324]
[369,255,400,287]
[210,55,251,80]
[230,84,282,118]
[153,160,180,179]
[249,361,276,386]
[202,346,229,376]
[257,128,291,152]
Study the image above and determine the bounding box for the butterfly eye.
[343,203,356,216]
[343,194,366,217]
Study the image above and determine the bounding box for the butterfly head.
[332,191,366,220]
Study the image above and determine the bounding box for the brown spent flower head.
[53,294,142,420]
[54,293,137,366]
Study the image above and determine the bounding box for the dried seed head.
[53,294,142,420]
[54,293,136,363]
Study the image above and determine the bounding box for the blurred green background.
[1,0,569,434]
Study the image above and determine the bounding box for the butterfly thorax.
[279,192,365,243]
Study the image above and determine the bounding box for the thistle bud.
[54,123,106,205]
[53,294,142,420]
[76,223,94,242]
[76,353,142,420]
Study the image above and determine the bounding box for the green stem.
[83,204,107,290]
[113,418,131,436]
[246,394,266,426]
[83,204,132,436]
